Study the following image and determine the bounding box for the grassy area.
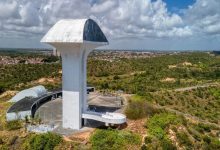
[90,129,141,150]
[0,101,12,130]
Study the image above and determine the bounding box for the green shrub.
[0,84,5,94]
[187,127,202,141]
[147,113,182,139]
[141,144,147,150]
[90,129,141,150]
[144,136,152,144]
[148,126,166,139]
[0,145,9,150]
[22,132,62,150]
[125,96,159,119]
[203,137,220,150]
[176,131,192,148]
[5,120,22,131]
[42,56,59,63]
[0,137,4,144]
[160,138,177,150]
[113,75,120,80]
[203,135,211,144]
[209,88,220,99]
[197,123,211,132]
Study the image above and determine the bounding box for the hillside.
[0,51,220,149]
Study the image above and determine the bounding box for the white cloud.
[157,26,192,37]
[184,0,220,35]
[19,2,41,26]
[90,0,187,38]
[205,23,220,34]
[91,0,117,14]
[0,1,19,19]
[0,0,219,49]
[0,0,192,39]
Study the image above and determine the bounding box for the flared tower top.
[41,19,108,44]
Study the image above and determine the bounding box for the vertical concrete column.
[81,45,97,113]
[61,45,84,130]
[82,49,90,113]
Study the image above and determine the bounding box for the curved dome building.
[10,85,47,102]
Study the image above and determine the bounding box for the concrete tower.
[41,19,108,130]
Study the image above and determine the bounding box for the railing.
[82,111,126,124]
[31,91,62,118]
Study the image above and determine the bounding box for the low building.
[9,85,47,103]
[6,90,62,121]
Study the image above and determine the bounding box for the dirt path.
[153,104,220,128]
[174,82,220,92]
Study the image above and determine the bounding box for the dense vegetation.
[148,87,220,124]
[0,63,61,93]
[0,132,62,150]
[0,50,47,57]
[88,52,220,149]
[1,51,220,149]
[5,120,22,131]
[22,132,62,150]
[143,113,183,149]
[0,50,61,93]
[142,112,220,149]
[126,85,220,125]
[90,129,141,150]
[1,52,220,94]
[125,95,161,119]
[88,52,220,93]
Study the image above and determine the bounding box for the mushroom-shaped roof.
[41,19,108,44]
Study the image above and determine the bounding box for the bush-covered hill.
[0,63,61,93]
[0,51,220,149]
[88,52,220,93]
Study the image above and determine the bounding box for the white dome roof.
[29,85,47,96]
[41,19,108,44]
[10,85,47,102]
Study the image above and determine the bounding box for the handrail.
[82,111,126,124]
[30,91,62,118]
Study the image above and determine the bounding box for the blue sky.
[163,0,196,12]
[0,0,219,50]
